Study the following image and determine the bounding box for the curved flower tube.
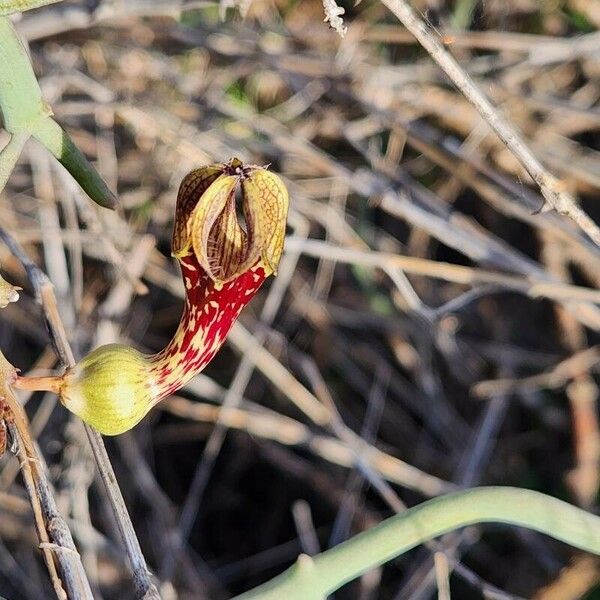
[17,158,289,435]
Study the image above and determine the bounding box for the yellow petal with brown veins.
[182,159,289,284]
[189,174,244,282]
[242,168,289,276]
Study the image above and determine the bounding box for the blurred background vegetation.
[1,0,600,598]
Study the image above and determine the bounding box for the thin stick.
[0,226,161,599]
[84,429,161,599]
[377,0,600,247]
[284,237,600,305]
[160,396,452,496]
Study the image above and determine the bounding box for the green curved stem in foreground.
[234,487,600,600]
[0,14,116,208]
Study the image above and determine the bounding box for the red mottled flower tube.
[15,158,289,435]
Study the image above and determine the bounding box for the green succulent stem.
[233,486,600,600]
[32,116,117,208]
[0,16,48,131]
[0,131,28,191]
[0,13,116,208]
[0,0,63,16]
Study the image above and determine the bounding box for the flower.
[58,159,289,435]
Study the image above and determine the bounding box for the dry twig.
[378,0,600,246]
[0,226,160,600]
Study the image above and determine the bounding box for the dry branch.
[378,0,600,246]
[0,227,160,600]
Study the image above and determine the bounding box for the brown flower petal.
[172,164,223,258]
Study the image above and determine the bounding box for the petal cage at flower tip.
[175,158,290,284]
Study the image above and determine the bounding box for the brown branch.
[0,226,161,600]
[0,354,92,600]
[378,0,600,247]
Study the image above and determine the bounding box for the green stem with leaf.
[0,11,116,208]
